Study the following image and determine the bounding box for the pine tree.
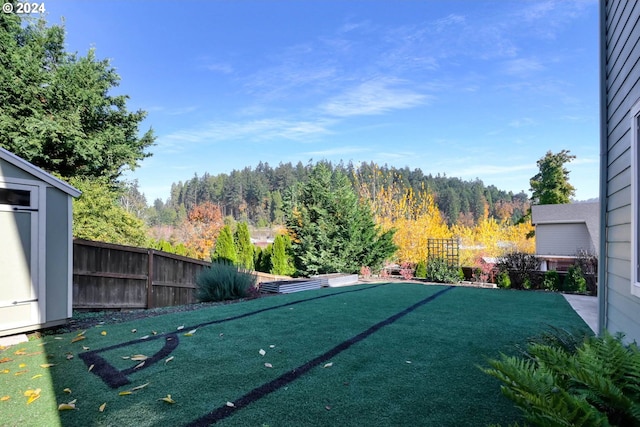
[530,150,576,205]
[212,225,237,264]
[285,163,396,275]
[234,222,254,270]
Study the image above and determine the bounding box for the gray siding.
[0,157,38,181]
[45,187,70,323]
[536,223,594,256]
[602,0,640,342]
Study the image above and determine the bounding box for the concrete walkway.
[563,294,599,334]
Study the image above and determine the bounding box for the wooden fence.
[73,239,287,311]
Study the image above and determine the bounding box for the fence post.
[147,249,154,309]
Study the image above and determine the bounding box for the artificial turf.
[0,283,592,427]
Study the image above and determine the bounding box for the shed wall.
[45,187,71,324]
[535,223,594,256]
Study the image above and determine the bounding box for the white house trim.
[630,99,640,298]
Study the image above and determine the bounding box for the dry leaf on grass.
[24,388,41,405]
[71,336,86,343]
[184,329,197,336]
[40,363,55,368]
[1,396,9,401]
[82,346,90,351]
[58,402,75,411]
[176,325,184,330]
[164,356,174,364]
[259,349,266,356]
[1,369,9,374]
[134,361,145,370]
[88,364,94,372]
[63,388,71,394]
[323,362,333,368]
[0,358,12,364]
[14,348,26,355]
[131,329,137,333]
[31,374,42,379]
[159,394,175,404]
[226,401,235,408]
[264,363,273,368]
[100,331,107,336]
[18,363,26,368]
[131,382,149,391]
[99,402,106,412]
[130,354,148,361]
[118,391,132,396]
[140,335,149,340]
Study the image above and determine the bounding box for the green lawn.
[0,283,591,427]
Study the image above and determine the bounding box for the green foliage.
[425,258,460,283]
[0,13,154,182]
[542,270,560,291]
[254,246,271,274]
[285,163,396,276]
[415,260,427,279]
[234,222,254,270]
[212,225,237,264]
[70,177,148,247]
[270,234,295,276]
[150,239,197,259]
[195,261,257,302]
[498,253,539,290]
[497,271,512,289]
[529,150,576,205]
[563,265,587,293]
[482,331,640,427]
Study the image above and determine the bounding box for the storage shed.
[0,147,81,336]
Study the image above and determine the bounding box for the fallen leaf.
[63,388,72,394]
[130,354,148,361]
[14,370,27,376]
[101,331,107,336]
[131,329,137,333]
[226,401,235,408]
[259,349,266,356]
[58,403,75,410]
[54,337,63,340]
[405,360,412,364]
[323,362,333,368]
[2,369,9,374]
[119,391,132,396]
[40,363,55,368]
[164,356,174,364]
[71,336,86,343]
[176,325,184,330]
[24,388,41,405]
[31,374,43,379]
[14,348,26,355]
[69,399,77,404]
[325,405,331,410]
[0,358,13,363]
[82,346,90,351]
[134,361,145,370]
[159,394,175,404]
[264,363,273,368]
[269,345,276,348]
[77,330,86,336]
[1,396,9,401]
[152,331,158,335]
[184,329,197,336]
[99,402,107,412]
[88,364,94,372]
[19,363,26,368]
[131,382,149,391]
[121,356,130,360]
[140,335,149,340]
[66,354,74,360]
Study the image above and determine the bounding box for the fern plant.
[482,331,640,427]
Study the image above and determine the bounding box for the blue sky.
[45,0,599,203]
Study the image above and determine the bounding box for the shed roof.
[0,147,81,197]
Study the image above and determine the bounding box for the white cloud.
[321,78,428,117]
[503,58,545,76]
[303,146,370,157]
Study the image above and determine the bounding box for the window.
[632,100,640,297]
[0,188,30,207]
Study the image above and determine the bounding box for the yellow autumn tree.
[367,184,452,264]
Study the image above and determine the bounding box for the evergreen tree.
[234,222,254,270]
[212,225,237,264]
[530,150,576,205]
[0,12,154,181]
[270,234,295,276]
[284,163,396,275]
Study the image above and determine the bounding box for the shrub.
[496,271,511,289]
[426,258,460,283]
[562,265,587,293]
[360,265,372,279]
[497,252,539,290]
[415,260,427,279]
[542,270,560,291]
[399,262,415,280]
[482,331,640,427]
[196,261,257,302]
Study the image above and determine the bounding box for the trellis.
[427,238,460,267]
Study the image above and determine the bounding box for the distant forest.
[145,161,531,228]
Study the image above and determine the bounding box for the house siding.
[536,223,594,256]
[601,0,640,343]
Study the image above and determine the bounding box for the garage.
[0,147,81,337]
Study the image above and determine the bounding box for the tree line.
[144,160,530,229]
